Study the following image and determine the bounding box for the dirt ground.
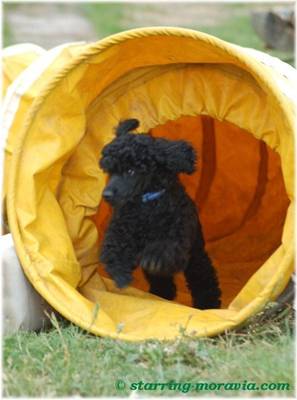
[4,3,96,49]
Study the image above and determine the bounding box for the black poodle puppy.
[99,119,221,309]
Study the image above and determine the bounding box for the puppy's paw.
[140,241,179,275]
[105,266,132,289]
[115,273,133,289]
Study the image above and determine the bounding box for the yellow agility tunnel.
[2,28,295,341]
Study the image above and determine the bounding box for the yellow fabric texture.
[2,44,45,97]
[2,45,46,226]
[4,28,294,341]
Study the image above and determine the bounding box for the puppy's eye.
[127,169,135,176]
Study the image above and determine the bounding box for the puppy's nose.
[102,189,115,202]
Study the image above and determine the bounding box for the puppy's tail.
[115,119,139,136]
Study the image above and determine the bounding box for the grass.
[3,17,14,47]
[81,3,124,38]
[3,305,294,397]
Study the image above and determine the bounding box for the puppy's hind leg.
[185,237,221,309]
[144,271,177,301]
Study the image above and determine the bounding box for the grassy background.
[3,306,294,396]
[3,18,13,47]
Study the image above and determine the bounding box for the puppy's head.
[99,118,196,206]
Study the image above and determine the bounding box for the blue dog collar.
[142,189,166,203]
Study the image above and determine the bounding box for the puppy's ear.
[155,139,197,174]
[115,119,139,136]
[99,154,115,172]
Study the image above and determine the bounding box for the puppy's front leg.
[100,232,137,289]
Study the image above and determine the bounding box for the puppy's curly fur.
[99,119,221,309]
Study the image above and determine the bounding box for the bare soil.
[4,3,96,49]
